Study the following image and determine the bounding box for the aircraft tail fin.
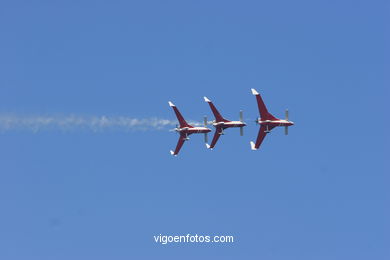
[168,101,192,128]
[204,97,228,122]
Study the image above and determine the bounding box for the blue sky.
[0,0,388,259]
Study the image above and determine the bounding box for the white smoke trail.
[0,114,202,133]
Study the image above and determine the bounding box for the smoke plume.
[0,114,200,133]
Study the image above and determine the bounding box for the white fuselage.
[213,121,246,128]
[257,119,294,127]
[176,126,211,134]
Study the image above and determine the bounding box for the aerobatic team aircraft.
[250,88,294,150]
[168,89,293,155]
[168,101,211,156]
[203,96,246,149]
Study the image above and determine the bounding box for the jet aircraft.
[203,97,246,149]
[168,101,211,156]
[250,89,294,150]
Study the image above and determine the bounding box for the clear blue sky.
[0,0,388,259]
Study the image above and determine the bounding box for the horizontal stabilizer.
[205,143,211,149]
[250,141,257,150]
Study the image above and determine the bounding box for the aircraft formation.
[168,88,294,156]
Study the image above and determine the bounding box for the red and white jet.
[168,101,211,156]
[203,96,246,150]
[250,89,294,150]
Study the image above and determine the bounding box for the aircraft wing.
[207,127,223,149]
[203,97,228,123]
[168,101,191,128]
[250,125,275,150]
[170,133,187,156]
[251,89,277,120]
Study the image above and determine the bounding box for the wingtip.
[203,96,211,102]
[168,101,175,107]
[205,143,210,149]
[250,141,258,150]
[170,150,177,156]
[251,88,259,95]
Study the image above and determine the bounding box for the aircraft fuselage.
[176,126,211,134]
[258,119,294,128]
[213,121,246,129]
